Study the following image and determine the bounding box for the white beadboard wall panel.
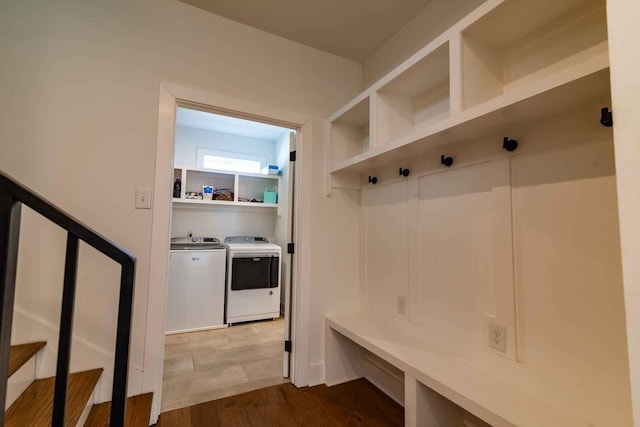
[511,140,630,414]
[418,163,493,356]
[354,105,631,422]
[363,181,409,316]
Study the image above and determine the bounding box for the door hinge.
[287,243,295,254]
[290,151,296,162]
[284,340,292,352]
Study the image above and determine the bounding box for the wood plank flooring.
[5,368,102,427]
[85,392,153,427]
[162,319,287,412]
[158,379,404,426]
[9,341,46,377]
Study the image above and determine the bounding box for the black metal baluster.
[0,193,21,426]
[52,233,79,427]
[110,259,135,426]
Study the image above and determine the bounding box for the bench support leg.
[404,374,463,427]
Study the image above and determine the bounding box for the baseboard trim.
[307,362,325,386]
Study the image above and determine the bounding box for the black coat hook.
[368,176,378,185]
[601,107,613,127]
[441,155,453,167]
[399,168,410,177]
[503,137,518,152]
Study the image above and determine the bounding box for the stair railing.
[0,171,136,427]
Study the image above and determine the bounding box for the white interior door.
[283,131,296,377]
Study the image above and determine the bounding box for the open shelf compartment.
[461,0,607,109]
[329,97,371,167]
[376,42,450,147]
[184,169,235,201]
[238,175,279,204]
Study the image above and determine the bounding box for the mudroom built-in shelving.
[325,0,611,188]
[323,0,629,426]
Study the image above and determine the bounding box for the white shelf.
[327,311,622,427]
[326,0,610,181]
[172,166,280,208]
[333,63,609,174]
[461,0,607,108]
[172,198,277,209]
[376,41,450,148]
[328,97,371,167]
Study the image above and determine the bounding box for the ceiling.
[176,107,293,141]
[178,0,433,62]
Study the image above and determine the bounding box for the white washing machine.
[166,237,227,334]
[224,236,281,324]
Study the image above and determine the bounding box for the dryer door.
[231,255,279,290]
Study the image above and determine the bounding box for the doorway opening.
[160,104,298,412]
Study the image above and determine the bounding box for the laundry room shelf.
[172,166,280,208]
[172,198,278,209]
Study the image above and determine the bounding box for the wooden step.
[5,368,103,427]
[85,392,153,427]
[8,341,46,378]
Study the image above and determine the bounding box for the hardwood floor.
[162,318,288,412]
[85,392,153,427]
[157,378,404,426]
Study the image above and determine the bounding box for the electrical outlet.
[488,323,507,353]
[397,295,407,316]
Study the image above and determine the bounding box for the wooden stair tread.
[5,368,103,427]
[9,341,46,377]
[85,392,153,427]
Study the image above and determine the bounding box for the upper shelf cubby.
[461,0,607,108]
[325,0,611,184]
[376,42,450,147]
[329,97,371,166]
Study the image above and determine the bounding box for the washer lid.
[170,236,224,250]
[170,243,225,250]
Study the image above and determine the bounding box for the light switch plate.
[135,188,152,209]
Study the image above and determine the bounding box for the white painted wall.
[362,0,486,88]
[0,0,362,418]
[170,207,276,241]
[607,0,640,424]
[174,125,277,169]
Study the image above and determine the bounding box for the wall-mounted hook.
[441,155,453,167]
[399,168,410,177]
[600,107,613,127]
[503,137,518,152]
[368,176,378,185]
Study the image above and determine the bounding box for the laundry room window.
[197,148,263,174]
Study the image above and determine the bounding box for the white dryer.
[224,236,281,324]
